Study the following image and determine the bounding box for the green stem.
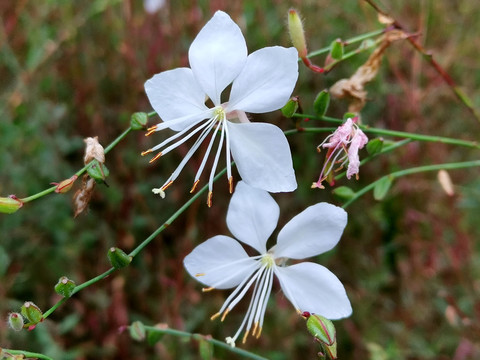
[141,325,268,360]
[342,160,480,208]
[1,349,53,360]
[306,28,384,59]
[42,168,227,319]
[292,114,480,149]
[20,127,133,203]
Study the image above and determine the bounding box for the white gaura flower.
[142,11,299,206]
[184,181,352,347]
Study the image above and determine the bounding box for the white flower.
[142,11,299,206]
[184,181,352,346]
[312,118,368,189]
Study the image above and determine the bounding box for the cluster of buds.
[312,118,368,189]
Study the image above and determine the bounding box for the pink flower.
[312,118,368,189]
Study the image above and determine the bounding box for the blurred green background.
[1,0,480,359]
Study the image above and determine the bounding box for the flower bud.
[51,175,78,194]
[306,314,336,346]
[281,97,299,118]
[8,312,24,332]
[107,247,132,269]
[0,195,23,214]
[20,301,43,324]
[129,321,146,341]
[330,38,344,60]
[131,112,149,130]
[288,9,307,58]
[54,276,76,298]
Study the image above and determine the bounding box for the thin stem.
[342,160,480,208]
[292,114,480,149]
[141,325,268,360]
[1,349,53,360]
[20,127,133,203]
[363,0,480,123]
[42,168,227,319]
[306,29,384,59]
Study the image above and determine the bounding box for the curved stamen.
[208,118,227,195]
[224,122,233,192]
[150,115,214,154]
[151,109,213,132]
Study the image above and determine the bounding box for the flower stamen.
[190,180,200,193]
[149,152,162,163]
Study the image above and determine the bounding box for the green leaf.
[147,330,164,345]
[87,160,109,183]
[366,138,384,155]
[107,247,132,269]
[332,186,356,200]
[131,112,148,130]
[314,90,330,117]
[373,176,393,201]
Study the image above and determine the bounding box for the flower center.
[260,253,275,268]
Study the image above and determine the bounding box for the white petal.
[145,67,209,131]
[227,46,299,113]
[189,11,247,105]
[228,122,297,193]
[275,262,352,319]
[226,181,279,254]
[183,235,258,289]
[274,203,347,259]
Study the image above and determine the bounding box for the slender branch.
[363,0,480,123]
[42,168,227,319]
[1,349,53,360]
[20,127,133,203]
[141,325,269,360]
[305,29,384,59]
[342,160,480,208]
[292,114,480,149]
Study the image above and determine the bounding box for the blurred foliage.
[1,0,480,359]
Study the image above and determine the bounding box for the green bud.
[51,175,78,194]
[366,137,384,156]
[373,176,393,201]
[281,97,299,118]
[8,312,24,332]
[313,90,330,117]
[330,38,344,60]
[131,112,149,130]
[288,9,307,58]
[0,196,23,214]
[86,160,109,183]
[307,314,336,346]
[107,247,132,269]
[54,276,76,298]
[130,321,146,341]
[332,186,356,200]
[343,112,357,120]
[20,301,43,324]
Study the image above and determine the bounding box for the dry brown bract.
[329,30,408,114]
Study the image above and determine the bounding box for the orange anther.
[161,180,174,191]
[228,176,234,194]
[148,152,162,163]
[141,149,153,156]
[207,191,213,207]
[190,180,200,193]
